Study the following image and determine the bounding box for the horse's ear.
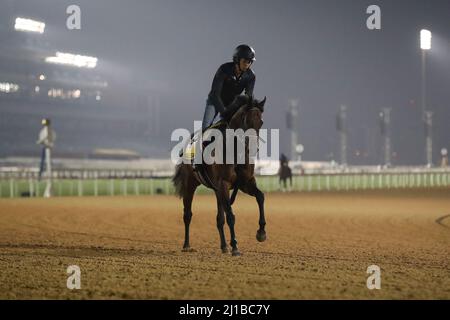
[258,96,266,112]
[246,97,254,110]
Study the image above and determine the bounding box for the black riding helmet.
[232,44,256,64]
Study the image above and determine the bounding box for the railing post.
[110,179,114,196]
[164,179,169,195]
[9,179,14,198]
[134,179,139,196]
[29,177,34,197]
[94,172,98,197]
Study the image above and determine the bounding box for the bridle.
[233,106,265,157]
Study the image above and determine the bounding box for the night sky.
[1,0,449,164]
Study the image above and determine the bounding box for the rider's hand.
[222,109,232,120]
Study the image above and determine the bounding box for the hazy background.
[0,0,449,165]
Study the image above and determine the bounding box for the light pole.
[441,148,448,167]
[379,108,391,167]
[420,29,433,166]
[287,99,299,161]
[336,105,347,166]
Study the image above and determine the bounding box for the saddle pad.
[182,121,226,161]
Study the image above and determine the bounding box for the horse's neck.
[229,118,260,138]
[228,109,244,129]
[229,108,253,130]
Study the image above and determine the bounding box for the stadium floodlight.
[45,52,98,68]
[419,29,432,165]
[0,82,19,93]
[14,17,45,34]
[420,29,432,50]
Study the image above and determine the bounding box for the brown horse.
[172,97,267,256]
[278,155,293,192]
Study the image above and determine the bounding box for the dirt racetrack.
[0,189,449,299]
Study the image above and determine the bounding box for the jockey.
[202,44,256,131]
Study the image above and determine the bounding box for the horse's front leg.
[218,179,240,256]
[242,177,266,242]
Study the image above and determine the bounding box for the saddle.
[180,120,227,190]
[179,95,250,188]
[182,94,250,159]
[181,120,226,162]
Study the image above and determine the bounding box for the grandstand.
[0,4,162,159]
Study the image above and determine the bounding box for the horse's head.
[230,96,266,131]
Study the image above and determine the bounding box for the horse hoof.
[256,230,266,242]
[231,250,241,257]
[221,247,229,254]
[182,247,196,252]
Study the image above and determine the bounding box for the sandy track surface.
[0,189,449,299]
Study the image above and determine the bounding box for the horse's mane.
[229,97,265,128]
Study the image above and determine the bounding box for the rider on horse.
[174,46,266,255]
[202,44,256,131]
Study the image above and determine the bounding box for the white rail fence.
[0,167,449,198]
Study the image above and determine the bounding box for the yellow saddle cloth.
[182,121,226,161]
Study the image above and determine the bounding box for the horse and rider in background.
[278,153,292,192]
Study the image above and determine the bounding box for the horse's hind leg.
[216,196,228,253]
[182,182,197,252]
[217,179,240,256]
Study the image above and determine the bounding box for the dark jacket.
[207,62,255,114]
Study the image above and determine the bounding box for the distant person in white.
[37,118,56,197]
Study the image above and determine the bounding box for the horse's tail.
[172,164,186,198]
